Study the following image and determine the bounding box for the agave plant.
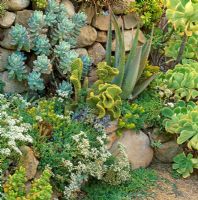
[105,12,155,100]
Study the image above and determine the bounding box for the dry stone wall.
[0,0,144,93]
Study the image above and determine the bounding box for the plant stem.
[173,33,188,67]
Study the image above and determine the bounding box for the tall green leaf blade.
[111,12,125,87]
[124,27,140,76]
[132,74,157,99]
[105,14,112,66]
[137,26,154,80]
[121,46,142,99]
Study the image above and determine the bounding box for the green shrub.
[127,0,163,28]
[135,89,163,127]
[26,98,130,199]
[3,167,52,199]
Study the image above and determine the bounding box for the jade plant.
[156,61,198,101]
[5,0,86,91]
[106,12,156,100]
[161,101,198,150]
[3,167,52,199]
[87,62,122,119]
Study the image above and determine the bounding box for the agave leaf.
[105,14,112,66]
[121,46,142,99]
[132,74,157,99]
[137,25,154,80]
[124,27,140,76]
[111,12,125,87]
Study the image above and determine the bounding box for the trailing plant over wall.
[5,0,86,91]
[156,61,198,101]
[3,167,52,199]
[105,13,156,100]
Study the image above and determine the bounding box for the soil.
[149,159,198,200]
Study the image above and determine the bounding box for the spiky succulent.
[56,81,73,98]
[27,71,45,91]
[10,24,31,52]
[6,52,27,81]
[33,35,51,56]
[8,0,86,92]
[33,55,52,74]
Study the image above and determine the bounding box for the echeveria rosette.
[166,0,198,36]
[56,81,73,98]
[6,51,27,81]
[173,153,198,178]
[10,24,31,52]
[33,35,51,56]
[33,55,52,74]
[162,101,198,150]
[27,71,45,91]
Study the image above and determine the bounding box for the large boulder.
[20,146,39,181]
[0,12,16,28]
[155,141,183,163]
[7,0,30,11]
[92,15,123,31]
[88,42,106,65]
[0,47,13,72]
[77,25,97,47]
[0,28,16,50]
[110,130,154,169]
[0,71,27,93]
[15,10,33,28]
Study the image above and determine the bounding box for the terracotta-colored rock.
[80,5,95,24]
[77,25,97,47]
[0,47,13,72]
[110,130,154,169]
[155,141,183,163]
[112,29,146,51]
[96,31,107,43]
[61,0,75,17]
[0,71,27,93]
[0,12,16,28]
[7,0,30,11]
[88,42,105,65]
[123,13,139,29]
[92,15,123,31]
[20,146,39,181]
[75,48,88,56]
[15,10,33,28]
[0,28,16,50]
[105,120,118,134]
